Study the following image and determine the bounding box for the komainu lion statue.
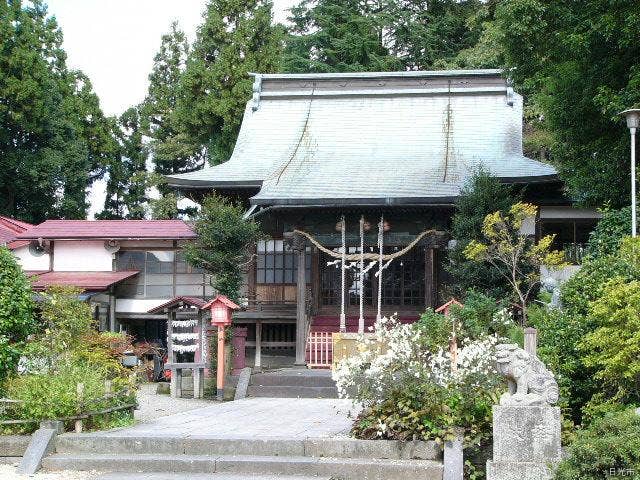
[495,343,559,406]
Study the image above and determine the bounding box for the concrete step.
[246,385,338,398]
[250,373,336,388]
[55,435,441,461]
[95,474,330,480]
[43,453,443,480]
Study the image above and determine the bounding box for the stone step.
[55,435,441,461]
[95,474,331,480]
[250,373,336,388]
[43,453,444,480]
[246,385,338,398]
[0,435,30,457]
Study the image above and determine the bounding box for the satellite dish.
[28,238,49,257]
[104,239,121,254]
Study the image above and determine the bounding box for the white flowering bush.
[335,314,507,447]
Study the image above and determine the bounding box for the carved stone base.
[487,406,561,480]
[487,460,556,480]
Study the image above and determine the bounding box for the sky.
[44,0,296,217]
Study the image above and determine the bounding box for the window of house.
[256,240,311,284]
[539,220,598,264]
[116,250,213,299]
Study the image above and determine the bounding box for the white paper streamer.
[172,344,199,353]
[172,320,198,328]
[172,333,199,342]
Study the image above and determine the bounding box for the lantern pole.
[340,215,346,333]
[358,216,365,334]
[216,323,225,401]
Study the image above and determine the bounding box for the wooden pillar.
[254,320,262,371]
[294,233,307,365]
[109,290,117,332]
[424,248,437,309]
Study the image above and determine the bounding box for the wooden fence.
[307,332,333,368]
[0,380,137,433]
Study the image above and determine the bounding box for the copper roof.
[29,271,139,291]
[16,220,196,240]
[147,296,209,313]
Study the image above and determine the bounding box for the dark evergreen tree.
[494,0,640,207]
[445,169,518,299]
[0,0,117,222]
[140,22,201,180]
[177,0,283,165]
[283,0,401,73]
[98,107,149,219]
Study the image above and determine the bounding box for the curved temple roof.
[167,69,557,207]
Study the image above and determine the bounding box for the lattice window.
[256,239,311,284]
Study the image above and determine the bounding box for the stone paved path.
[134,383,212,423]
[102,397,357,439]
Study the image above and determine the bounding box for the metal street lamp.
[621,109,640,237]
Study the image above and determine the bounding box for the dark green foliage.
[0,0,117,222]
[283,0,400,73]
[0,246,35,382]
[446,169,518,299]
[554,409,640,480]
[177,0,282,165]
[585,207,631,259]
[528,305,597,426]
[495,0,640,207]
[98,107,149,219]
[140,22,202,180]
[184,195,262,300]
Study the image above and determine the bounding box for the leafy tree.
[585,207,632,259]
[446,169,518,299]
[140,22,202,181]
[385,0,486,70]
[177,0,282,165]
[0,0,117,222]
[98,107,149,219]
[0,246,35,382]
[184,195,261,300]
[283,0,400,73]
[464,203,566,325]
[494,0,640,207]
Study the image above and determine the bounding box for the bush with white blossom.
[334,312,509,446]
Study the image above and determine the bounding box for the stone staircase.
[247,369,339,399]
[43,435,444,480]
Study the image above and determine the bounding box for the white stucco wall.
[116,298,167,314]
[12,245,50,271]
[53,240,113,271]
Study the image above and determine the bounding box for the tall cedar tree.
[283,0,400,73]
[385,0,486,69]
[0,0,117,222]
[177,0,282,166]
[494,0,640,207]
[140,22,201,183]
[446,169,518,299]
[98,107,149,219]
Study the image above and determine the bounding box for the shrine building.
[166,69,600,368]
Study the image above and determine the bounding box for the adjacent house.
[165,69,601,367]
[13,220,210,345]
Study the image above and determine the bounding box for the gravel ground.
[133,382,213,423]
[0,464,98,480]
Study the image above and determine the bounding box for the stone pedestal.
[487,406,561,480]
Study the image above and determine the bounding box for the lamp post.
[621,109,640,237]
[204,295,240,401]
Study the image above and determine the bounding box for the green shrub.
[527,305,596,427]
[0,246,36,383]
[554,409,640,480]
[1,361,135,433]
[585,207,631,259]
[580,278,640,415]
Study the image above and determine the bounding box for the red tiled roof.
[30,271,139,291]
[203,295,241,310]
[0,216,34,246]
[147,296,209,314]
[16,220,196,240]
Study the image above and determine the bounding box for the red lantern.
[203,295,240,400]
